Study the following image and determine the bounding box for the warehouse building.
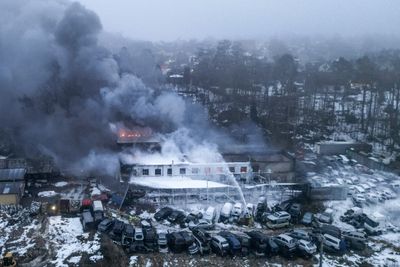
[0,168,26,205]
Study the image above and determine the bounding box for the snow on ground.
[54,181,68,187]
[129,256,138,267]
[61,186,85,200]
[369,248,400,266]
[130,176,231,189]
[316,161,400,266]
[48,216,101,267]
[6,219,39,256]
[38,190,58,197]
[91,187,101,196]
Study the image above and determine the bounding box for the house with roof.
[0,168,26,205]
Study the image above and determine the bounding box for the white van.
[342,231,366,242]
[323,234,345,251]
[203,206,216,223]
[92,200,104,212]
[266,211,291,229]
[219,202,233,222]
[232,203,243,217]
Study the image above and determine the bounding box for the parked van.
[232,203,243,217]
[219,202,233,222]
[320,224,341,239]
[323,234,346,252]
[122,224,135,247]
[364,214,383,235]
[143,227,157,251]
[203,206,216,223]
[134,228,144,241]
[297,240,317,257]
[342,231,366,242]
[157,232,169,253]
[81,211,94,231]
[92,200,104,213]
[274,234,297,252]
[266,211,291,229]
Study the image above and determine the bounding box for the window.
[142,169,149,175]
[229,167,235,173]
[179,168,186,175]
[155,168,162,175]
[204,167,211,175]
[240,166,247,173]
[191,168,199,174]
[167,168,172,175]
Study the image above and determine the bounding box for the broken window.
[142,169,149,175]
[180,168,186,175]
[240,166,247,173]
[155,168,162,175]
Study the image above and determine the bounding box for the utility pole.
[319,234,324,267]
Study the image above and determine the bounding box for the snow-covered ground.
[54,181,68,187]
[38,190,58,197]
[311,160,400,266]
[48,216,102,267]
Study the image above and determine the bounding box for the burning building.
[116,126,162,152]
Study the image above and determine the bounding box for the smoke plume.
[0,0,266,176]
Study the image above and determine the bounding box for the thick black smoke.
[0,1,171,172]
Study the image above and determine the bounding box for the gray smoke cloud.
[0,0,266,176]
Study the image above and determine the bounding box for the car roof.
[278,234,293,241]
[213,235,227,242]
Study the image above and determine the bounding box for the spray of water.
[223,165,247,206]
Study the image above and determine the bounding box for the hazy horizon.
[75,0,400,42]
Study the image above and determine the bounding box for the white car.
[298,240,317,254]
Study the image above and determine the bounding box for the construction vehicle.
[1,252,16,267]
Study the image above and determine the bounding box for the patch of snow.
[91,187,101,196]
[38,190,58,197]
[130,176,231,189]
[89,254,103,262]
[55,181,68,187]
[68,256,81,264]
[129,256,138,266]
[48,216,100,267]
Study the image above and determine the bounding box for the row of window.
[140,166,248,176]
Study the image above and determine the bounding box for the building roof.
[0,168,26,182]
[0,181,24,194]
[129,176,231,190]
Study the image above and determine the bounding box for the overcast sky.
[75,0,400,41]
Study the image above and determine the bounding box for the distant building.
[315,141,372,155]
[0,168,26,205]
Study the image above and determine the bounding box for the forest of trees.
[169,40,400,154]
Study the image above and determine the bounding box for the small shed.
[0,168,26,205]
